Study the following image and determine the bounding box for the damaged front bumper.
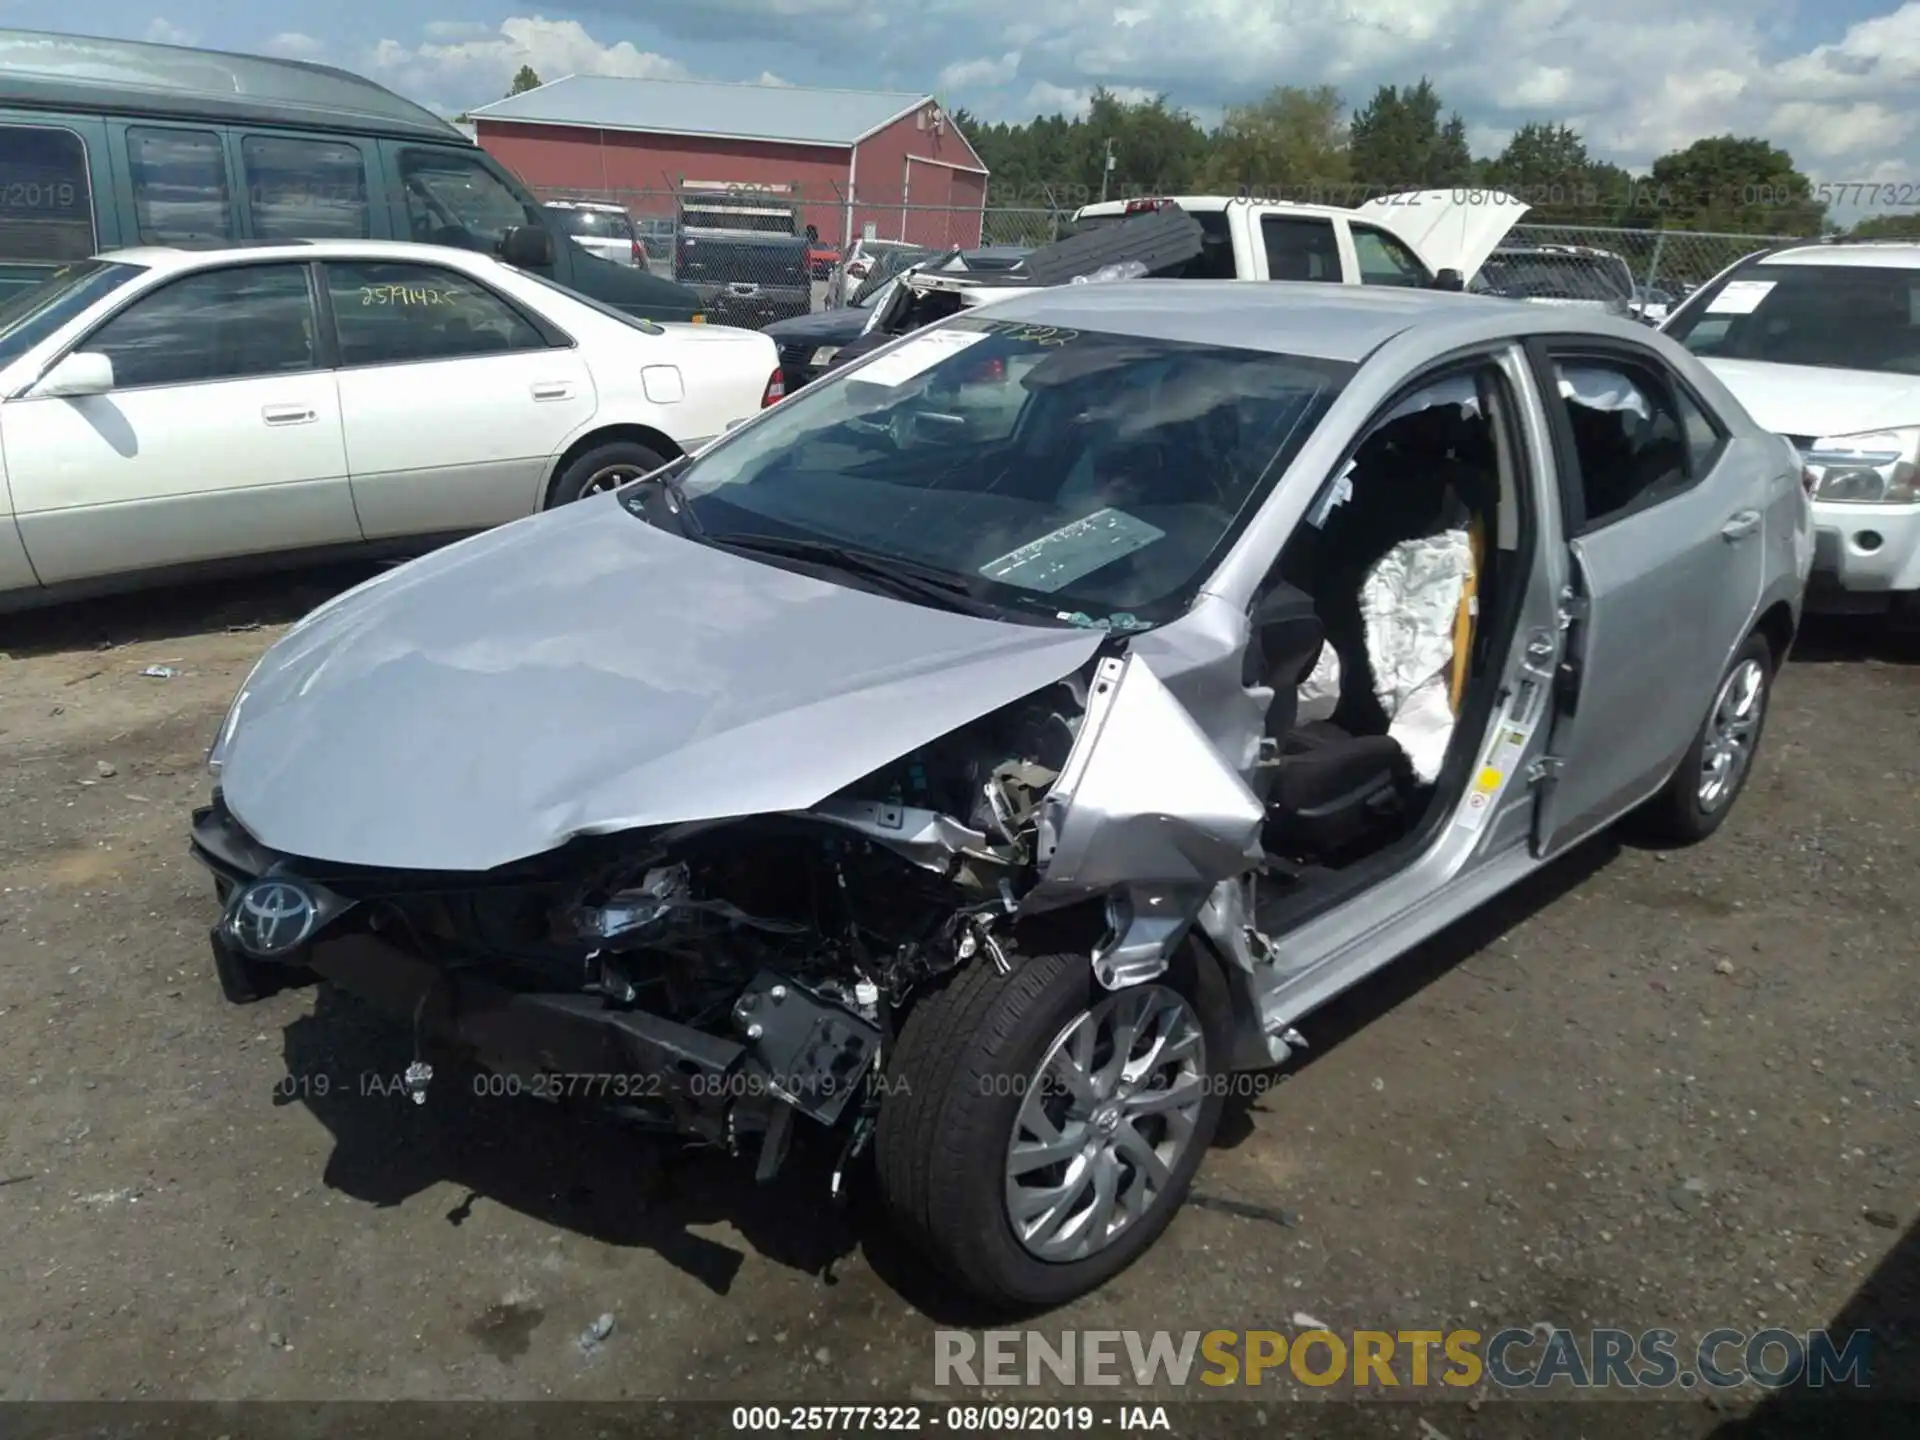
[190,799,883,1160]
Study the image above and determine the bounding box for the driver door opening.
[1241,356,1537,924]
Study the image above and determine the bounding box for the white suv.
[1664,241,1920,626]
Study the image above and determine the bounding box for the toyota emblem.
[226,879,319,957]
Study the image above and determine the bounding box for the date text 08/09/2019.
[730,1406,1169,1432]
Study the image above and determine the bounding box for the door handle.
[262,404,317,426]
[1720,510,1761,541]
[530,382,573,401]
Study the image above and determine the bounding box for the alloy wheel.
[1003,984,1207,1263]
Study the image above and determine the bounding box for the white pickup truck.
[1069,190,1529,290]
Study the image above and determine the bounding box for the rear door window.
[0,124,97,263]
[126,127,235,245]
[1261,216,1341,282]
[324,260,548,367]
[242,135,370,239]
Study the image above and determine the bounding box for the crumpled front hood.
[1701,358,1920,440]
[219,498,1102,872]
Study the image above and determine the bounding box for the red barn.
[470,74,989,250]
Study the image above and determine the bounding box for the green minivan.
[0,28,704,320]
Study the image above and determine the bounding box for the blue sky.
[7,1,1920,197]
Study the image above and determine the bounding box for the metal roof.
[470,74,931,148]
[0,27,464,142]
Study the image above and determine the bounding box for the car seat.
[1244,580,1411,856]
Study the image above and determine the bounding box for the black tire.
[874,943,1231,1311]
[1638,630,1773,845]
[545,440,671,509]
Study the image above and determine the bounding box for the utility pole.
[1100,138,1115,203]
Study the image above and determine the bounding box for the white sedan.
[0,240,781,610]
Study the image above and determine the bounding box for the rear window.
[0,124,97,263]
[1069,209,1236,279]
[1667,261,1920,374]
[677,237,807,286]
[1476,253,1633,301]
[552,207,635,240]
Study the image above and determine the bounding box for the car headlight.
[1802,426,1920,504]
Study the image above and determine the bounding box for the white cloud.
[143,18,194,45]
[938,53,1021,93]
[262,33,326,61]
[757,71,792,86]
[369,18,685,103]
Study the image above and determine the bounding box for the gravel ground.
[0,570,1914,1431]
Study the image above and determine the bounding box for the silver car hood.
[218,497,1102,871]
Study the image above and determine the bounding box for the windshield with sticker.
[654,316,1353,624]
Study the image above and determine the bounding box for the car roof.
[1753,241,1920,268]
[0,27,465,143]
[1076,195,1362,222]
[95,239,511,273]
[958,280,1657,363]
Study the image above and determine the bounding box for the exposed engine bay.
[522,672,1085,1015]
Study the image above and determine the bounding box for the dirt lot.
[0,569,1915,1428]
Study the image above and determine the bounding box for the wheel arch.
[1753,598,1797,668]
[541,424,685,508]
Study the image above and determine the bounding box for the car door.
[1258,215,1343,283]
[1526,341,1764,854]
[2,260,358,586]
[323,258,595,538]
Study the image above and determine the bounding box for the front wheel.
[874,944,1229,1310]
[1638,630,1772,844]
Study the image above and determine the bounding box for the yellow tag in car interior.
[1475,766,1503,793]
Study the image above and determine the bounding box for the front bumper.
[1808,500,1920,604]
[189,802,879,1145]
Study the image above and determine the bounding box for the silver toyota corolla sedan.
[191,281,1811,1310]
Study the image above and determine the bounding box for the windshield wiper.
[620,456,702,534]
[700,531,994,613]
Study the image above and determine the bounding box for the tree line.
[952,80,1909,237]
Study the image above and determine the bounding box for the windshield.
[552,207,635,240]
[1475,253,1633,301]
[1666,262,1920,373]
[0,260,145,370]
[641,317,1352,626]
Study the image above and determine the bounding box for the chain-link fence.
[529,184,1805,327]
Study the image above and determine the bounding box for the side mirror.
[1431,268,1465,292]
[500,224,555,268]
[34,351,114,398]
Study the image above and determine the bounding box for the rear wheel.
[875,944,1229,1310]
[545,440,671,508]
[1639,630,1772,844]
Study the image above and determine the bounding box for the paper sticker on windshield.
[1706,280,1775,314]
[850,328,989,388]
[979,507,1164,593]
